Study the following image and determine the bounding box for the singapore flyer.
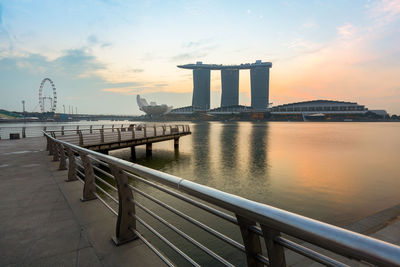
[38,78,57,113]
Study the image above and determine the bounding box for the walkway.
[0,137,164,266]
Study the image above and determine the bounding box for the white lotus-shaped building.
[136,95,173,116]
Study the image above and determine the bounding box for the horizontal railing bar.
[94,182,119,204]
[88,156,111,169]
[131,213,200,267]
[93,192,118,216]
[249,225,263,236]
[93,173,117,192]
[255,254,270,266]
[125,171,238,225]
[129,185,245,252]
[129,227,174,267]
[134,200,234,266]
[275,236,348,267]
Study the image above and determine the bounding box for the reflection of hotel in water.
[190,123,270,190]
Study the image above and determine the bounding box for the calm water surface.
[110,121,400,226]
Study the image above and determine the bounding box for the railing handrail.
[43,131,400,266]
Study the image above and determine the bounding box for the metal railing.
[0,123,190,140]
[46,124,190,146]
[44,132,400,266]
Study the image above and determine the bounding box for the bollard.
[236,215,264,267]
[109,164,138,245]
[79,152,97,201]
[65,147,77,182]
[58,143,67,170]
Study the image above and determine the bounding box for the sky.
[0,0,399,115]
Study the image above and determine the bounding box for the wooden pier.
[48,124,191,156]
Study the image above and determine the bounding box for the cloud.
[337,23,357,39]
[368,0,400,25]
[102,88,137,94]
[172,42,217,62]
[132,68,144,73]
[171,51,208,61]
[87,34,112,48]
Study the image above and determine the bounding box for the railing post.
[236,215,264,267]
[187,125,191,132]
[49,138,54,155]
[58,143,67,170]
[131,126,135,139]
[100,129,105,143]
[79,152,97,201]
[78,130,84,146]
[112,124,115,132]
[162,125,166,135]
[109,164,138,245]
[90,125,93,134]
[169,125,172,134]
[76,126,79,134]
[22,127,26,138]
[53,140,60,161]
[261,225,286,267]
[66,147,77,182]
[61,126,65,135]
[181,125,184,132]
[153,125,156,136]
[117,128,121,142]
[144,125,147,138]
[43,126,47,136]
[46,136,50,151]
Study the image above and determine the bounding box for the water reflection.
[112,122,400,227]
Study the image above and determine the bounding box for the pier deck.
[50,125,191,152]
[0,137,165,266]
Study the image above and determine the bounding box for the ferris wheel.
[39,78,57,113]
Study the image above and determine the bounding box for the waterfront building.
[178,60,272,111]
[269,100,368,114]
[136,95,173,116]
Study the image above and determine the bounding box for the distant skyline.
[0,0,399,114]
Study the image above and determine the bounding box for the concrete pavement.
[0,137,165,267]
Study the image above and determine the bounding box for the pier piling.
[146,143,152,156]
